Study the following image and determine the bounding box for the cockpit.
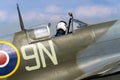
[55,19,87,37]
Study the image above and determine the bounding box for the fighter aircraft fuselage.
[8,20,118,80]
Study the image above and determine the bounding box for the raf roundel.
[0,41,20,78]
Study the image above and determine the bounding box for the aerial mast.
[17,3,25,31]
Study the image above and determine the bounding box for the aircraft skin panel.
[8,61,83,80]
[6,20,117,80]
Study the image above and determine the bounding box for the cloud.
[1,5,118,25]
[0,11,64,24]
[0,11,7,21]
[75,6,117,18]
[21,5,69,23]
[45,5,62,13]
[22,12,67,23]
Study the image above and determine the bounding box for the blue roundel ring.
[0,41,20,78]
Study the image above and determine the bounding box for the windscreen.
[27,25,50,40]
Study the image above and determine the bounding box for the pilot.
[55,21,67,37]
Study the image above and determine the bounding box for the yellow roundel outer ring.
[0,41,20,79]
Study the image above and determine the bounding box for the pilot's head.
[56,21,67,35]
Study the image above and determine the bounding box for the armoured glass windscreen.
[28,25,50,40]
[34,26,50,39]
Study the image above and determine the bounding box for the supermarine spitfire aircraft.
[0,4,120,80]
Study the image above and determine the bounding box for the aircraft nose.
[76,20,119,79]
[90,20,117,41]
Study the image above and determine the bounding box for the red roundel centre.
[0,52,7,65]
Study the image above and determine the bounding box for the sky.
[0,0,120,37]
